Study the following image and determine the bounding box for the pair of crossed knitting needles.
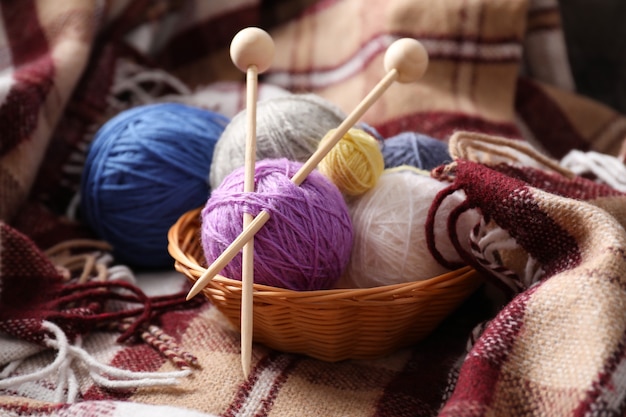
[186,27,429,377]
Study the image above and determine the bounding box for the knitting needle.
[187,37,428,301]
[229,27,275,379]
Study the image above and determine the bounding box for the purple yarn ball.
[200,158,353,291]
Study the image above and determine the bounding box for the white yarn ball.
[209,93,346,189]
[338,167,479,288]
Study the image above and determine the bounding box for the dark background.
[561,0,626,113]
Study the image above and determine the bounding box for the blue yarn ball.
[358,122,384,143]
[80,103,229,268]
[381,132,451,170]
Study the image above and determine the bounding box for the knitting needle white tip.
[230,26,275,379]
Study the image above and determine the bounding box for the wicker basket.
[168,207,483,362]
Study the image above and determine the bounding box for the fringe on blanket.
[0,320,191,403]
[0,234,202,402]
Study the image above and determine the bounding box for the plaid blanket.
[2,0,626,416]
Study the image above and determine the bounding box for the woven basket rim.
[167,207,477,300]
[167,206,483,361]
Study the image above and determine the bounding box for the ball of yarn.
[201,158,353,291]
[209,93,346,189]
[359,122,385,142]
[338,167,478,288]
[318,128,385,197]
[81,103,229,268]
[382,132,451,171]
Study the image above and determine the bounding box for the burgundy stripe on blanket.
[222,352,300,417]
[265,33,522,91]
[82,304,206,401]
[573,266,626,416]
[515,77,589,158]
[0,0,54,157]
[440,287,532,416]
[299,0,341,17]
[527,5,561,20]
[156,6,260,70]
[30,43,120,214]
[494,163,625,201]
[375,111,521,141]
[374,289,496,417]
[453,161,582,277]
[0,402,65,415]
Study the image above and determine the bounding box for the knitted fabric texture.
[429,157,626,416]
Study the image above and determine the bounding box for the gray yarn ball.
[209,94,346,189]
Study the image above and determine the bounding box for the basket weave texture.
[168,207,483,362]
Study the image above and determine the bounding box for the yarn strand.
[425,182,465,270]
[0,321,191,403]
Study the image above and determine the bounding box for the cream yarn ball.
[338,167,479,288]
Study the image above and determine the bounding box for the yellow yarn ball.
[318,128,385,197]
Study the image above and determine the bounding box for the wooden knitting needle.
[229,27,275,378]
[187,37,428,301]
